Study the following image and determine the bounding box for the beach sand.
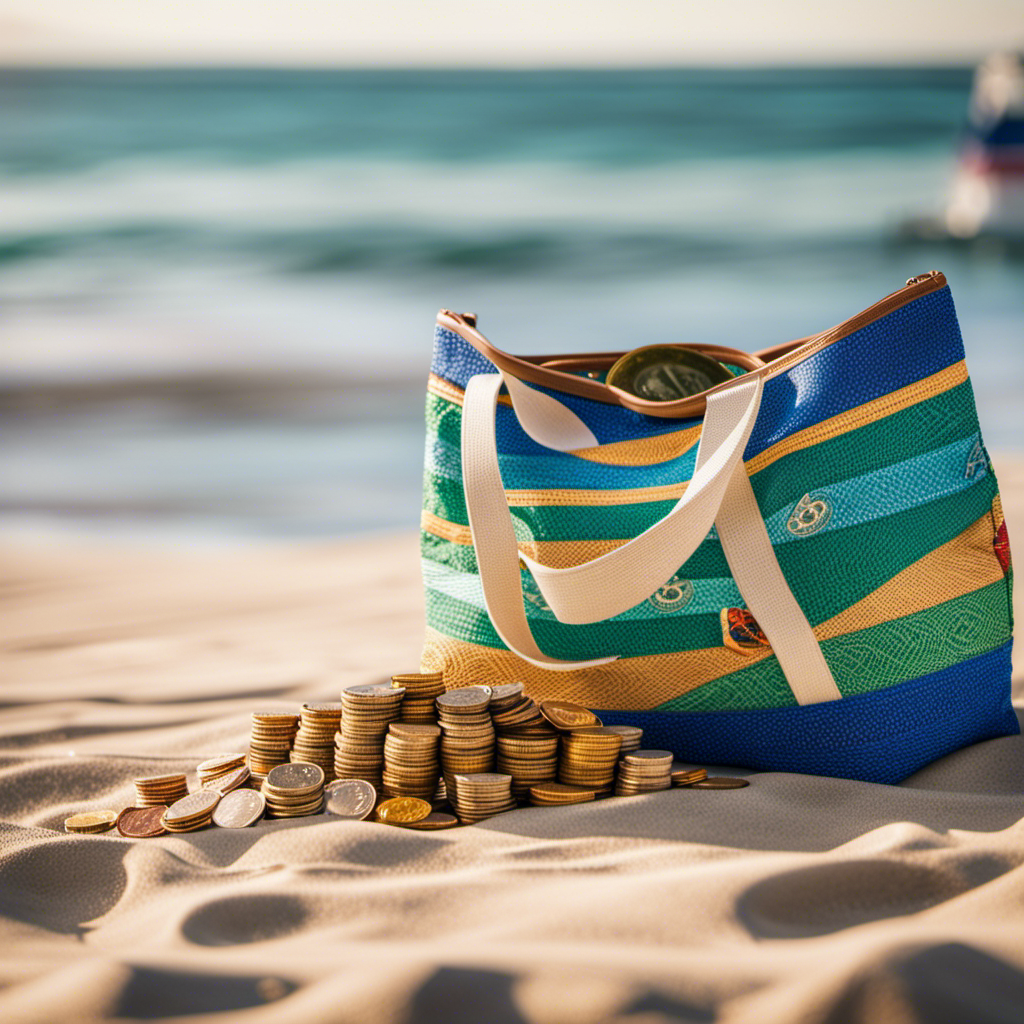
[2,459,1024,1024]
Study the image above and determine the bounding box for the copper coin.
[324,779,377,820]
[539,700,602,730]
[691,776,750,789]
[212,789,266,828]
[116,806,168,837]
[397,812,459,830]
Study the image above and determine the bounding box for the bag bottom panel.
[596,640,1018,785]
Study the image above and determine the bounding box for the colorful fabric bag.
[419,271,1017,783]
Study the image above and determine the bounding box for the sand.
[2,459,1024,1024]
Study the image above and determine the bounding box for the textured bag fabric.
[419,276,1018,783]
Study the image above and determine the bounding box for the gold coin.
[606,345,734,401]
[376,796,432,824]
[539,700,602,731]
[64,810,118,833]
[397,812,459,830]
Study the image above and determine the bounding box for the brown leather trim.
[435,271,947,419]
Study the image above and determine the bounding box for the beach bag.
[419,271,1017,784]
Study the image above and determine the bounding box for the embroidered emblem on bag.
[965,438,989,480]
[721,607,771,655]
[647,574,695,614]
[995,521,1011,575]
[786,493,832,537]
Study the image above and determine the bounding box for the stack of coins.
[161,790,220,833]
[615,749,674,796]
[496,733,559,801]
[671,763,708,787]
[382,723,441,800]
[248,712,300,786]
[604,724,643,754]
[64,810,118,834]
[558,727,623,791]
[489,685,552,735]
[392,672,444,723]
[290,702,344,781]
[197,754,247,789]
[528,782,598,807]
[334,684,405,790]
[436,687,494,803]
[262,762,325,818]
[450,773,516,824]
[134,773,189,808]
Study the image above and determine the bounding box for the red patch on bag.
[721,607,771,655]
[994,520,1011,575]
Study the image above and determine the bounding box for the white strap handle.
[461,371,840,703]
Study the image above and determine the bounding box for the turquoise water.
[0,68,1021,541]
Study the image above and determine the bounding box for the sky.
[0,0,1021,67]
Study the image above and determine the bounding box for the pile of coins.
[450,773,516,824]
[558,727,624,791]
[262,763,325,818]
[62,676,754,840]
[615,749,673,796]
[382,722,441,800]
[392,672,444,723]
[436,686,495,804]
[247,712,299,786]
[161,790,220,833]
[197,753,247,789]
[334,684,405,790]
[291,702,344,781]
[134,773,188,808]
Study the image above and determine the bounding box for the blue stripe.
[430,288,965,452]
[596,640,1017,784]
[745,287,964,458]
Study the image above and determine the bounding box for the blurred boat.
[902,52,1024,245]
[945,51,1024,238]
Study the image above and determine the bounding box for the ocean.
[0,67,1021,542]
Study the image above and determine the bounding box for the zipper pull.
[906,271,941,286]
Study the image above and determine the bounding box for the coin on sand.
[212,788,266,828]
[64,810,118,834]
[116,806,168,838]
[670,764,708,786]
[162,789,220,832]
[691,776,749,789]
[324,779,377,820]
[376,796,432,824]
[210,765,250,794]
[539,700,602,731]
[397,812,459,830]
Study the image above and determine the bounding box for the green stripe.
[426,392,464,449]
[655,577,1012,711]
[423,475,997,642]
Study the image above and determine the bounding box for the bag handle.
[461,370,841,704]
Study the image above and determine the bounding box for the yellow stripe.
[421,511,1004,709]
[427,361,968,509]
[428,373,512,409]
[567,425,701,466]
[815,511,1004,641]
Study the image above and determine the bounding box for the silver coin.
[212,789,266,828]
[265,762,325,791]
[164,789,220,823]
[489,683,524,701]
[623,749,674,762]
[437,686,493,708]
[324,779,377,820]
[213,765,251,794]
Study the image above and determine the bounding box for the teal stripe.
[656,578,1012,711]
[422,558,742,622]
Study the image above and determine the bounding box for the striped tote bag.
[419,271,1017,783]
